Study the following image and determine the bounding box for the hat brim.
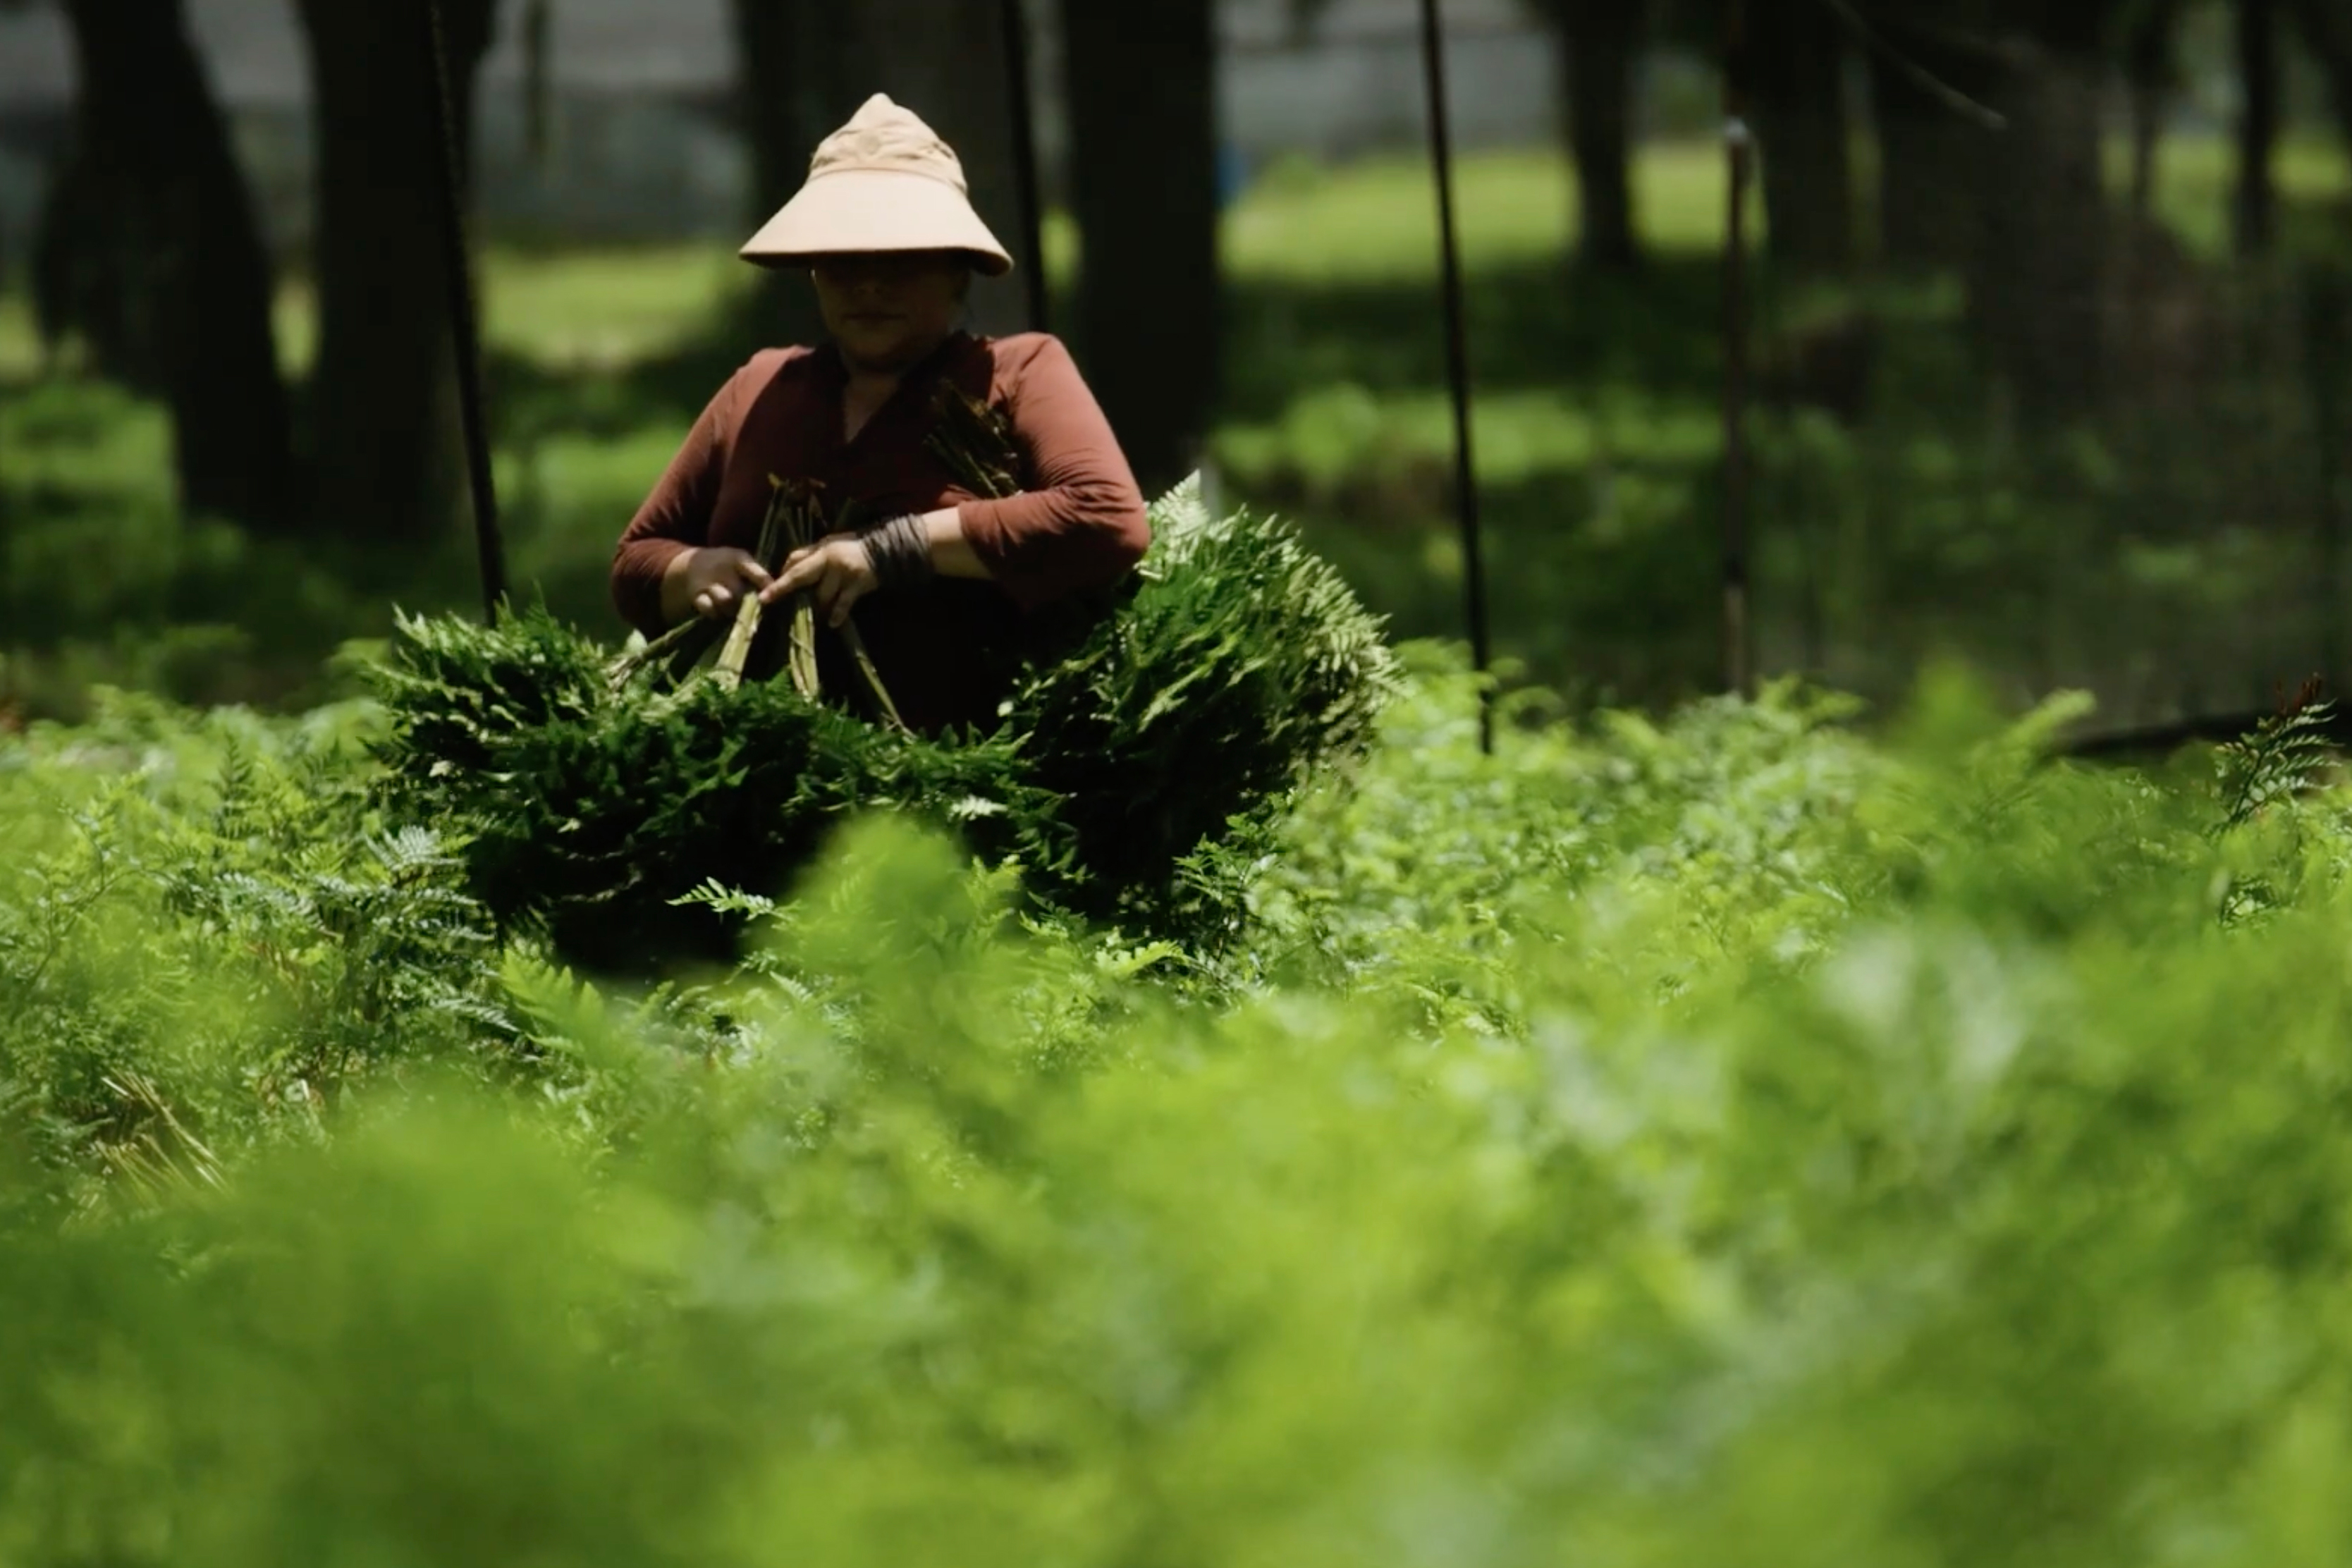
[739,169,1015,277]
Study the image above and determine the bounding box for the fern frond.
[2217,679,2338,831]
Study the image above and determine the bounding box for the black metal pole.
[1414,0,1493,753]
[1721,0,1754,699]
[1000,0,1052,333]
[424,0,507,624]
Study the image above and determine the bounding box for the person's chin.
[844,331,929,372]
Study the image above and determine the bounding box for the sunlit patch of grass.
[2118,132,2351,257]
[498,424,696,620]
[1220,131,2352,285]
[1215,382,1721,494]
[0,379,175,507]
[0,288,38,380]
[1223,141,1737,283]
[480,245,746,367]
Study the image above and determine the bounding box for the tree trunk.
[2235,0,2281,258]
[1061,0,1218,494]
[1867,13,2002,272]
[730,0,1037,341]
[39,0,291,529]
[521,0,553,171]
[293,0,500,546]
[2125,0,2183,226]
[2286,0,2352,169]
[730,0,826,234]
[1748,0,1854,277]
[1542,0,1642,271]
[2121,0,2186,355]
[730,0,855,346]
[1968,23,2111,423]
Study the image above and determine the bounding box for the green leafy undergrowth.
[0,693,1183,1223]
[0,691,518,1223]
[8,685,2352,1562]
[373,478,1399,970]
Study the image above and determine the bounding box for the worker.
[610,94,1151,734]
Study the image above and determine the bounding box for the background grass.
[5,132,2341,375]
[4,134,2350,723]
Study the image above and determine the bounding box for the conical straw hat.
[740,94,1015,276]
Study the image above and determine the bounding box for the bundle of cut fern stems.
[609,476,900,727]
[374,382,1399,970]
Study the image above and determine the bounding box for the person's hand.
[661,546,773,624]
[766,533,879,628]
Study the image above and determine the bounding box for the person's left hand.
[764,533,878,627]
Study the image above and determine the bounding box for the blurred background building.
[2,0,2349,740]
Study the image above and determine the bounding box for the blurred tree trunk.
[731,0,863,345]
[2235,0,2281,258]
[35,0,291,529]
[1867,11,2002,271]
[520,0,553,171]
[731,0,833,231]
[2124,0,2182,225]
[1061,0,1218,493]
[1968,5,2118,422]
[293,0,500,545]
[2286,0,2352,161]
[730,0,1036,341]
[2121,0,2186,352]
[1538,0,1643,271]
[1748,0,1853,276]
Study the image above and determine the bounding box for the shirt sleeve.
[610,366,745,637]
[957,336,1153,611]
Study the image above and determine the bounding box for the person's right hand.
[661,546,773,625]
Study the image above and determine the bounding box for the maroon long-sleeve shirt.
[611,330,1151,734]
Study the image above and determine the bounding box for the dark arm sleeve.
[957,336,1153,611]
[610,369,742,637]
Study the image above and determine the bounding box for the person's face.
[809,252,970,372]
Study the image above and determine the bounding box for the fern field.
[6,633,2352,1565]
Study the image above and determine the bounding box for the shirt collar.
[814,329,975,386]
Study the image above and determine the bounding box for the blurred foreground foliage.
[8,642,2352,1562]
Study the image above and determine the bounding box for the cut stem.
[838,614,908,733]
[711,481,792,692]
[609,615,714,690]
[785,593,821,699]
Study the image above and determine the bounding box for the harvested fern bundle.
[373,470,1398,971]
[375,628,1051,969]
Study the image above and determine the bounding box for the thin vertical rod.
[424,0,506,623]
[1721,0,1754,698]
[1000,0,1051,333]
[1415,0,1493,752]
